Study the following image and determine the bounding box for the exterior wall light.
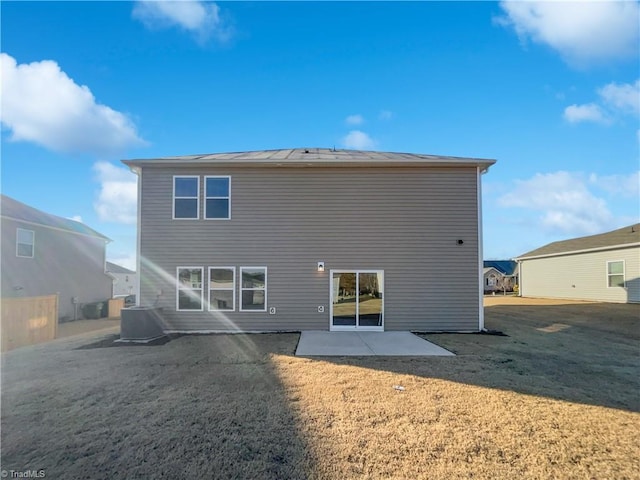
[317,262,325,272]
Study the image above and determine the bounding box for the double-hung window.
[209,267,235,311]
[607,261,625,287]
[205,176,231,219]
[177,267,204,311]
[173,176,199,219]
[240,267,267,311]
[16,228,34,258]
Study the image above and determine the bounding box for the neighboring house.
[483,260,518,293]
[515,224,640,303]
[1,195,113,320]
[106,261,138,297]
[123,148,496,332]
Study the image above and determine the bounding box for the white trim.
[135,167,142,306]
[172,175,200,220]
[329,269,384,332]
[176,266,204,311]
[516,242,640,261]
[239,266,267,312]
[16,228,35,258]
[477,167,484,331]
[606,260,626,288]
[208,266,236,311]
[204,175,231,220]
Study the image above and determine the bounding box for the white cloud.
[133,1,231,43]
[345,114,364,126]
[378,110,394,121]
[69,215,84,223]
[563,103,609,124]
[342,130,376,150]
[94,162,138,224]
[498,171,614,235]
[590,171,640,198]
[563,79,639,125]
[497,1,639,66]
[0,53,145,155]
[598,79,640,115]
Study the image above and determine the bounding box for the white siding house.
[106,261,138,297]
[515,224,640,303]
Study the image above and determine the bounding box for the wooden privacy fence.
[1,295,58,352]
[108,297,125,318]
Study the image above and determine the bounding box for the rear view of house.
[124,148,495,332]
[516,224,640,303]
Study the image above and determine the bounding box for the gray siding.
[519,246,640,303]
[1,218,113,319]
[138,166,481,331]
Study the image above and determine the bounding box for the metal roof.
[0,194,110,241]
[123,148,496,171]
[516,223,640,260]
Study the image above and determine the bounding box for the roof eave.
[515,241,640,261]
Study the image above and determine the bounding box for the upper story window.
[205,176,231,219]
[173,176,199,219]
[16,228,34,258]
[607,261,625,287]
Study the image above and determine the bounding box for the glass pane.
[608,274,624,288]
[178,268,202,288]
[17,243,33,257]
[178,289,202,310]
[17,229,34,244]
[206,199,229,219]
[175,177,198,197]
[210,268,234,288]
[210,290,234,311]
[242,290,265,310]
[358,272,383,327]
[206,177,229,197]
[332,272,356,326]
[175,199,198,218]
[242,269,265,288]
[608,262,623,275]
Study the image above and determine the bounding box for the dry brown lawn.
[1,297,639,479]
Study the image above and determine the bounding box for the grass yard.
[1,297,639,479]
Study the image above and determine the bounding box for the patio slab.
[295,331,455,356]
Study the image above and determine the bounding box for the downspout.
[128,165,142,307]
[477,166,484,331]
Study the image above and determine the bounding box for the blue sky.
[1,1,638,269]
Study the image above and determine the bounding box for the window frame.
[239,266,267,312]
[208,266,236,312]
[606,260,625,288]
[16,228,35,258]
[176,266,204,311]
[204,175,231,220]
[173,175,200,220]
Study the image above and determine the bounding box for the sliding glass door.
[331,270,384,331]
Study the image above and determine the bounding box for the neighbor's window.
[240,267,267,311]
[16,228,34,258]
[205,176,231,219]
[607,261,625,288]
[209,267,235,311]
[173,176,199,219]
[177,267,203,311]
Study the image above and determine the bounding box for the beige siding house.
[123,148,495,332]
[515,224,640,303]
[1,195,113,320]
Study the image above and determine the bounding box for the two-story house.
[123,148,495,332]
[1,194,113,321]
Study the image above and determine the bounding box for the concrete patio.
[295,331,455,356]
